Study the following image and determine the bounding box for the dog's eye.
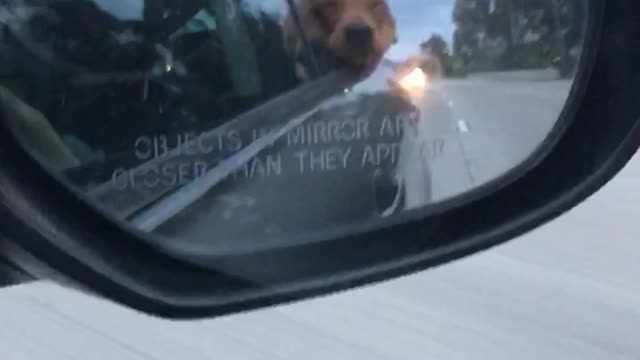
[371,0,390,25]
[313,1,340,20]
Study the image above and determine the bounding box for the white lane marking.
[457,119,470,133]
[447,100,454,108]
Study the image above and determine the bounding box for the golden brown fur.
[283,0,397,79]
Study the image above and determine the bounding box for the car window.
[1,0,298,178]
[50,2,299,185]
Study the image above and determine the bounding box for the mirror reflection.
[0,0,588,254]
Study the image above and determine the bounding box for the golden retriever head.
[284,0,397,73]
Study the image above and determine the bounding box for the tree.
[420,34,452,76]
[421,34,448,58]
[551,0,586,77]
[453,0,491,26]
[486,0,512,47]
[452,0,491,54]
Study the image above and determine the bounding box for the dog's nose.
[344,22,373,47]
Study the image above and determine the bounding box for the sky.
[90,0,456,61]
[386,0,455,60]
[247,0,456,61]
[91,0,144,20]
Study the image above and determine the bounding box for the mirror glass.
[0,0,588,255]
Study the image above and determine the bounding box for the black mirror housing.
[0,0,639,319]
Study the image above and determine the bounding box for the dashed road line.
[457,119,470,133]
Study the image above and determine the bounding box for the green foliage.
[420,34,454,77]
[450,0,584,76]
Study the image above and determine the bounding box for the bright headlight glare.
[399,67,427,90]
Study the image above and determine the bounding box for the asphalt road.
[416,77,573,203]
[2,77,638,360]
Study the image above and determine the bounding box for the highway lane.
[420,78,573,202]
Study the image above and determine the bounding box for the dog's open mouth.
[296,39,380,78]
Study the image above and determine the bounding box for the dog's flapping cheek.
[373,3,397,53]
[283,0,338,78]
[368,0,397,58]
[283,0,331,56]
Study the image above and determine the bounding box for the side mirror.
[0,0,636,320]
